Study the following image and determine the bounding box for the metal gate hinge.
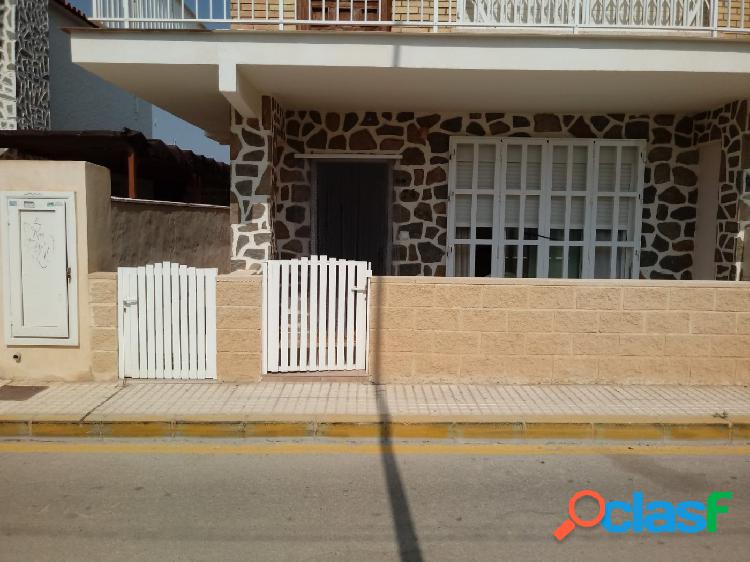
[66,267,71,283]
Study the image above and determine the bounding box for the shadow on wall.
[370,280,425,562]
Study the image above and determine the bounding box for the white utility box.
[1,192,78,345]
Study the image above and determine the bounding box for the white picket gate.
[117,262,217,379]
[263,257,371,373]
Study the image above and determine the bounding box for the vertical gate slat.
[308,257,318,371]
[345,261,356,370]
[326,258,337,369]
[171,263,181,376]
[196,269,207,379]
[136,266,147,377]
[299,258,309,371]
[179,265,189,374]
[205,269,217,379]
[145,264,156,378]
[153,263,164,378]
[336,261,346,370]
[280,261,290,372]
[289,261,299,371]
[187,267,198,379]
[162,261,173,379]
[266,261,281,373]
[318,256,328,370]
[117,269,126,378]
[127,269,138,376]
[354,263,368,370]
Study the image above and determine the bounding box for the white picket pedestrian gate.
[263,257,371,373]
[117,262,217,379]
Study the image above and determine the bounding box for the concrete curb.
[1,418,749,442]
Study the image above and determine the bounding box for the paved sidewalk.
[1,380,749,423]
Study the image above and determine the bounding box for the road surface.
[0,439,748,561]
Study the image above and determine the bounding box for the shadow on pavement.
[370,278,424,562]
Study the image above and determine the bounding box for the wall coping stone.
[370,276,750,288]
[111,197,229,211]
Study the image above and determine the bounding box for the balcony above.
[91,0,750,36]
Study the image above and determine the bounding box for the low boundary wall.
[89,274,749,385]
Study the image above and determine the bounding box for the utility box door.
[2,193,78,344]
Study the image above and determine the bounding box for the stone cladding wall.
[693,100,749,280]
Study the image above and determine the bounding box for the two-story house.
[67,1,750,281]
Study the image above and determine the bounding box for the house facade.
[68,1,750,284]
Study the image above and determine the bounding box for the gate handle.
[351,286,367,294]
[122,299,138,306]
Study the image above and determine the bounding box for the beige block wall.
[368,278,750,385]
[0,161,113,382]
[215,274,263,382]
[88,272,749,386]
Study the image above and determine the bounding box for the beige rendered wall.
[88,272,263,382]
[111,198,230,273]
[368,278,750,385]
[0,161,112,381]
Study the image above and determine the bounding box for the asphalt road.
[0,439,748,562]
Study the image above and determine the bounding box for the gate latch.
[351,286,367,294]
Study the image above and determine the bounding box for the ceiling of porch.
[69,29,750,141]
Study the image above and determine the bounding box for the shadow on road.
[370,278,424,562]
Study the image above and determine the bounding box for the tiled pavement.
[1,380,750,422]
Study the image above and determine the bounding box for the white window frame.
[1,191,79,346]
[447,138,645,279]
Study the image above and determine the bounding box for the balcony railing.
[91,0,750,33]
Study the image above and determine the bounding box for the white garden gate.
[117,262,217,379]
[263,257,371,373]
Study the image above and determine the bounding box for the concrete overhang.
[69,29,750,140]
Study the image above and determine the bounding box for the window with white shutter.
[447,138,644,279]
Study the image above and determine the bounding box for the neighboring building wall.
[48,3,152,134]
[111,198,230,273]
[693,99,749,280]
[0,0,16,129]
[14,0,49,129]
[231,109,701,279]
[368,278,750,385]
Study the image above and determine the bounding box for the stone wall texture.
[368,278,750,385]
[0,0,16,129]
[0,0,49,131]
[14,0,48,129]
[693,100,749,280]
[228,97,750,282]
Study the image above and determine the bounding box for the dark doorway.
[316,161,390,275]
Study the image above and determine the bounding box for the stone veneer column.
[229,97,285,272]
[0,0,49,131]
[0,0,17,129]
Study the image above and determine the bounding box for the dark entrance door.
[316,162,389,275]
